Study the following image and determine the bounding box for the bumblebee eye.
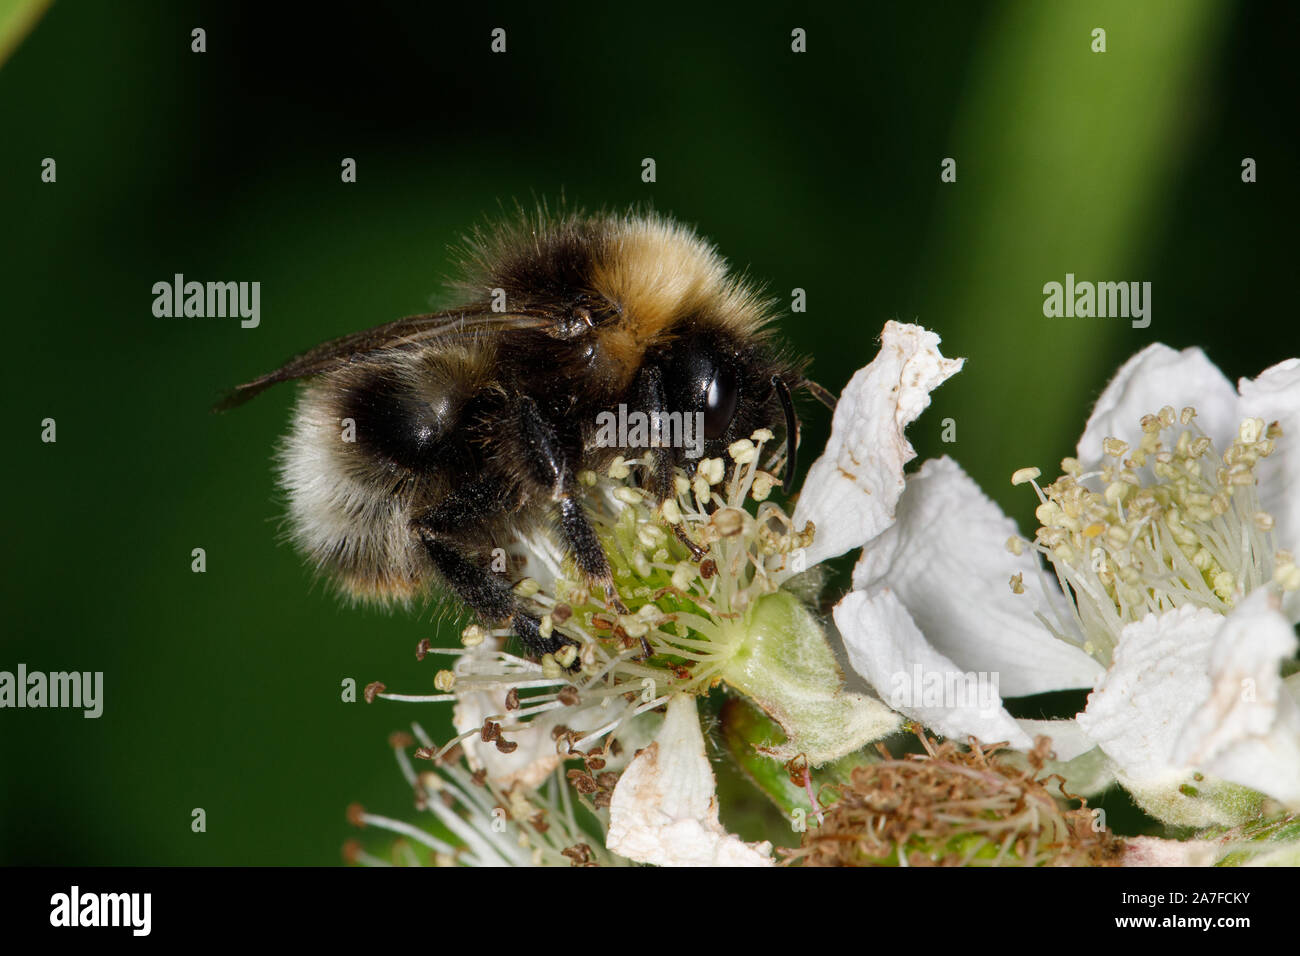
[702,364,738,439]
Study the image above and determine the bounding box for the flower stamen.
[1012,409,1294,665]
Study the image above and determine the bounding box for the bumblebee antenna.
[773,376,799,494]
[801,378,838,412]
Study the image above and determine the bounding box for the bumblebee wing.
[214,308,553,410]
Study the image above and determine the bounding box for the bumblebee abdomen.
[275,380,430,604]
[343,369,461,473]
[275,343,493,604]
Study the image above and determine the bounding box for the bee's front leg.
[515,397,641,641]
[634,365,707,561]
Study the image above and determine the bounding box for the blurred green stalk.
[0,0,49,68]
[924,0,1227,500]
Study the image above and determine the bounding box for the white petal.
[1075,605,1219,783]
[514,525,566,596]
[834,588,1033,748]
[1198,694,1300,810]
[793,321,963,567]
[852,456,1105,696]
[1078,594,1300,809]
[1076,344,1239,466]
[1015,718,1096,762]
[1237,358,1300,620]
[606,695,773,867]
[1173,589,1300,807]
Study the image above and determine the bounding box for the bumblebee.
[221,209,825,659]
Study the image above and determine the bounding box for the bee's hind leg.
[416,473,584,667]
[416,531,579,666]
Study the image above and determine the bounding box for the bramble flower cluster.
[356,422,899,865]
[349,325,1300,866]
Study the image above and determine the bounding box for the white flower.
[606,694,773,866]
[362,321,967,866]
[812,342,1300,823]
[348,723,627,867]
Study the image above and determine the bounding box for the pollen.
[699,457,726,485]
[1011,467,1041,486]
[660,498,682,524]
[1275,552,1300,592]
[728,438,757,464]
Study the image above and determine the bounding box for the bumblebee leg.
[517,396,630,617]
[636,365,676,500]
[417,532,578,663]
[636,366,707,561]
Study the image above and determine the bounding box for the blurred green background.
[1,1,1296,864]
